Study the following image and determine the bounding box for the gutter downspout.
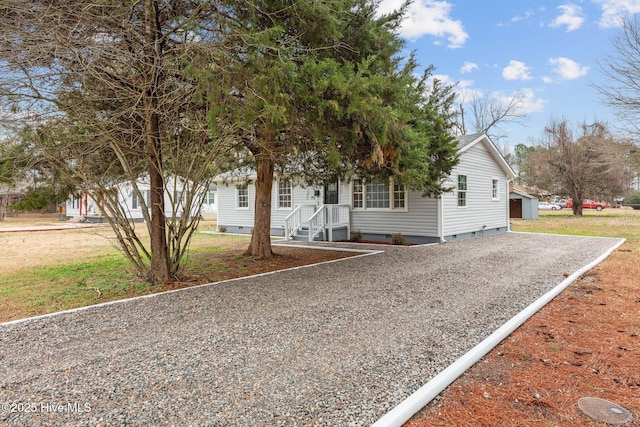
[372,237,625,427]
[506,177,512,232]
[437,194,445,243]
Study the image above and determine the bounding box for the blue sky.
[377,0,640,148]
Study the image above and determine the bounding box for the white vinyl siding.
[217,183,254,228]
[442,142,510,237]
[350,189,438,237]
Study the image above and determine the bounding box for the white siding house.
[214,134,515,243]
[65,177,209,222]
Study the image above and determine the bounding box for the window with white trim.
[492,179,499,200]
[352,178,406,210]
[236,184,248,209]
[353,179,364,208]
[205,191,215,205]
[393,183,406,208]
[277,180,292,209]
[457,175,467,207]
[132,190,149,210]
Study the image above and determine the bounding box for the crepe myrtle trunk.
[245,157,275,259]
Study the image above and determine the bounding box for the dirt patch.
[406,245,640,427]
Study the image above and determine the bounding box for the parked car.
[565,199,606,211]
[538,202,562,210]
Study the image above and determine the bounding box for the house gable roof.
[457,134,516,179]
[215,134,516,183]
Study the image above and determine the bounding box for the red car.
[565,199,606,210]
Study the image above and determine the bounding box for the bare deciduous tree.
[595,15,640,136]
[528,118,635,215]
[0,1,233,283]
[454,90,528,143]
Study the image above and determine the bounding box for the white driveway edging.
[372,237,626,427]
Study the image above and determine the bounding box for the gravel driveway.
[0,232,623,426]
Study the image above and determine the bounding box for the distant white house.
[65,178,216,222]
[214,134,516,243]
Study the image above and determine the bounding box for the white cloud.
[426,74,479,102]
[511,9,535,23]
[592,0,640,28]
[549,4,585,31]
[502,60,533,81]
[542,76,554,83]
[377,0,468,48]
[548,57,589,79]
[517,88,547,114]
[460,62,478,74]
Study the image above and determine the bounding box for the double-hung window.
[352,179,364,209]
[457,175,467,207]
[492,179,499,200]
[277,180,292,209]
[393,183,405,208]
[205,191,215,205]
[132,190,149,210]
[236,184,248,209]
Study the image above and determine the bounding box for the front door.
[324,182,339,204]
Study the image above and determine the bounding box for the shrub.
[626,190,640,205]
[350,230,363,242]
[391,233,406,245]
[219,226,228,233]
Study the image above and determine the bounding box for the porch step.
[292,227,310,241]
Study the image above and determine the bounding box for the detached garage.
[509,183,538,220]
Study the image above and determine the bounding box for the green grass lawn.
[511,208,640,246]
[0,227,252,322]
